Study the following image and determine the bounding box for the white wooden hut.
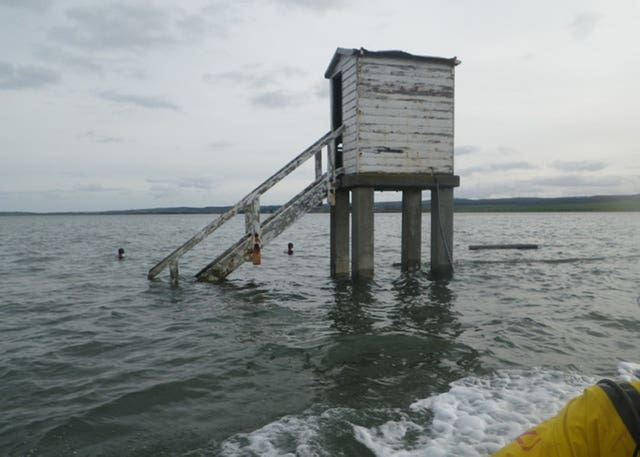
[324,48,459,180]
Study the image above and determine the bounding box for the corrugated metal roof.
[324,47,460,78]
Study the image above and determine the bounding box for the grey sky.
[1,0,638,212]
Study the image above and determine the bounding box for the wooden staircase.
[147,128,342,283]
[195,175,328,281]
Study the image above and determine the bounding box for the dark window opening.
[331,73,343,130]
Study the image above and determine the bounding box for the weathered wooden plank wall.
[355,56,455,174]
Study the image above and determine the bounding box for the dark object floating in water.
[469,244,538,250]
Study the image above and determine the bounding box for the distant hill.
[450,194,640,212]
[2,194,639,215]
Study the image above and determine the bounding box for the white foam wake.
[212,363,638,457]
[354,369,594,457]
[618,361,640,381]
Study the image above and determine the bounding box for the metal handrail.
[147,127,342,280]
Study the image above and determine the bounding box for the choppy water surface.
[1,212,639,456]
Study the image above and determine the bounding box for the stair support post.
[244,198,261,235]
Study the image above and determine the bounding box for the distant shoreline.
[2,194,639,216]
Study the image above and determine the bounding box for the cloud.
[497,146,517,155]
[176,10,227,40]
[251,90,304,108]
[204,65,306,88]
[50,3,178,53]
[552,160,607,172]
[205,64,311,108]
[489,162,534,171]
[455,145,480,156]
[269,0,350,12]
[73,183,123,192]
[460,161,534,176]
[203,70,275,89]
[570,11,602,40]
[34,45,104,74]
[460,174,631,199]
[0,0,51,11]
[143,177,217,200]
[0,61,60,89]
[314,81,329,98]
[177,177,215,190]
[97,90,180,111]
[209,140,233,150]
[82,131,125,144]
[48,2,231,56]
[47,3,234,57]
[147,176,217,195]
[527,175,618,188]
[117,67,148,80]
[456,181,524,199]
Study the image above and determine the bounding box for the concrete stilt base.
[430,186,454,276]
[329,173,457,280]
[330,189,350,277]
[351,187,374,279]
[401,189,422,272]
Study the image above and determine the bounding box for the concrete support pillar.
[401,189,422,272]
[330,189,350,277]
[430,186,454,276]
[351,187,374,279]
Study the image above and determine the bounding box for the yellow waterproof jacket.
[490,380,640,457]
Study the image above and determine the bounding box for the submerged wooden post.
[351,187,374,279]
[431,186,454,276]
[244,198,261,265]
[330,189,350,277]
[169,261,179,286]
[401,189,422,272]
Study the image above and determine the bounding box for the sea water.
[0,212,639,456]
